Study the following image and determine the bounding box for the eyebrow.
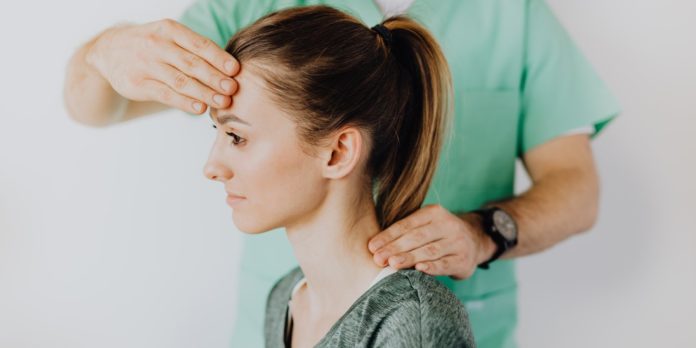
[209,111,251,126]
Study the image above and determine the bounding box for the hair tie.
[371,24,393,46]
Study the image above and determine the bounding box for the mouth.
[226,193,246,207]
[226,191,245,198]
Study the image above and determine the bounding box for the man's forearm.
[63,28,127,127]
[463,166,599,259]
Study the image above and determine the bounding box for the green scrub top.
[178,1,620,347]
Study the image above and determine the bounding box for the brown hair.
[226,5,453,230]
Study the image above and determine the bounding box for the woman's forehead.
[224,66,297,131]
[224,69,274,124]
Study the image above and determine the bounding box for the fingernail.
[193,101,203,112]
[225,60,235,74]
[370,241,383,252]
[417,263,428,271]
[213,94,225,106]
[221,79,234,93]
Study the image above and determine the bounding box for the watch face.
[493,210,517,240]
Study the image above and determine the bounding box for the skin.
[367,133,600,280]
[64,19,240,127]
[63,18,601,278]
[203,65,390,347]
[65,16,601,344]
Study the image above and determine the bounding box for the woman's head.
[204,5,452,232]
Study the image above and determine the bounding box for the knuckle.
[143,33,160,48]
[411,229,426,241]
[182,53,202,70]
[157,88,172,103]
[134,48,149,63]
[160,18,176,30]
[425,243,439,257]
[383,228,398,241]
[427,261,438,273]
[390,224,403,236]
[173,72,189,90]
[370,238,382,250]
[153,19,168,34]
[397,218,412,231]
[192,36,212,51]
[379,246,393,256]
[439,257,449,269]
[126,74,143,87]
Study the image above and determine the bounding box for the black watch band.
[472,207,518,270]
[477,235,506,270]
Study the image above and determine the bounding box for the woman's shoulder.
[361,268,476,347]
[370,268,462,308]
[266,266,304,306]
[263,266,304,341]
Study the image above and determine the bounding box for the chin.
[231,212,278,235]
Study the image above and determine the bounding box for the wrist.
[461,213,497,265]
[84,27,113,72]
[83,41,102,78]
[85,23,131,72]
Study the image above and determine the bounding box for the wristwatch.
[472,206,518,269]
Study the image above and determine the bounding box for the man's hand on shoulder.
[367,204,496,280]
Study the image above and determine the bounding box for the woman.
[203,5,475,347]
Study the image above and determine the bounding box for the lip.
[226,191,245,198]
[226,194,246,207]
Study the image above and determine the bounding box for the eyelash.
[212,124,245,146]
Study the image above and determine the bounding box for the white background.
[0,1,694,347]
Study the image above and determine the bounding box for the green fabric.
[178,1,621,347]
[265,267,476,347]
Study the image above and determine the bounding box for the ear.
[320,127,364,180]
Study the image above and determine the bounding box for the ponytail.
[371,17,453,230]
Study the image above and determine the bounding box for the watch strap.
[473,208,506,270]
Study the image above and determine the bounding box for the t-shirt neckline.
[284,266,401,346]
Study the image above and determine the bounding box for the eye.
[211,124,245,146]
[226,131,245,145]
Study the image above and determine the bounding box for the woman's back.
[265,266,476,347]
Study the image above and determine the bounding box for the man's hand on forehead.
[88,18,241,114]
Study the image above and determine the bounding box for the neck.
[285,189,385,315]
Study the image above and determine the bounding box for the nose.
[203,148,233,182]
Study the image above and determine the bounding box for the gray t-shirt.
[264,266,476,347]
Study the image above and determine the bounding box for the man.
[63,1,620,347]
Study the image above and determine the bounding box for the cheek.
[231,142,326,232]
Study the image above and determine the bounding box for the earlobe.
[322,127,364,180]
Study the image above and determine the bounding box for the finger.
[141,79,207,114]
[154,62,230,109]
[161,41,238,96]
[415,255,467,278]
[166,20,240,76]
[368,207,434,253]
[374,224,443,266]
[387,238,452,269]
